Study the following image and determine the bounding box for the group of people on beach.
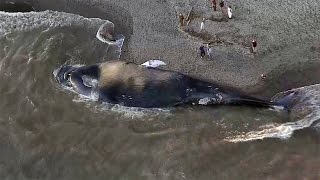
[198,39,264,79]
[210,0,232,19]
[198,0,232,32]
[178,0,265,80]
[204,1,264,80]
[197,0,236,60]
[199,43,214,59]
[201,1,258,55]
[199,40,258,59]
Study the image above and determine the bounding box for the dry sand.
[16,0,320,98]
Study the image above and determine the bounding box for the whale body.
[54,61,272,108]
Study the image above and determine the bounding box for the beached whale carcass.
[53,60,272,108]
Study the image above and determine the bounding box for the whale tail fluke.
[269,90,297,109]
[230,91,297,109]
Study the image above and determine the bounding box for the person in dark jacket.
[179,13,184,27]
[219,0,224,9]
[199,45,206,58]
[252,39,257,53]
[211,0,217,11]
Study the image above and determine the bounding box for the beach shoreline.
[8,0,320,99]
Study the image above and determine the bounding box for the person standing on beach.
[199,45,206,58]
[211,0,217,11]
[206,43,214,59]
[200,18,205,32]
[219,0,228,20]
[219,0,225,10]
[252,39,257,53]
[178,13,184,28]
[227,5,233,19]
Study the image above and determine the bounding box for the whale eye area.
[64,72,71,80]
[61,72,73,87]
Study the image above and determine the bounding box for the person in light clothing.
[227,5,232,19]
[200,18,205,32]
[208,47,214,59]
[206,43,214,59]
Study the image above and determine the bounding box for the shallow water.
[0,10,319,180]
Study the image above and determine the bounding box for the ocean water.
[0,9,319,180]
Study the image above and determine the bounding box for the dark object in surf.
[0,2,35,12]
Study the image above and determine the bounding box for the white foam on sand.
[96,21,125,59]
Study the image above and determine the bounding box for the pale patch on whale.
[198,94,223,105]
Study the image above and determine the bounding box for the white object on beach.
[96,21,125,59]
[227,6,232,19]
[96,21,116,44]
[208,47,214,59]
[141,60,166,68]
[200,21,205,31]
[96,21,125,45]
